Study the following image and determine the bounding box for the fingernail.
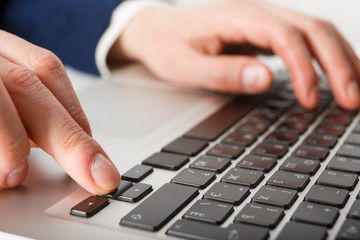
[6,161,28,188]
[90,153,120,190]
[347,81,360,107]
[242,66,270,93]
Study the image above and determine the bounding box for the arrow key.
[336,219,360,240]
[292,202,339,227]
[70,196,109,218]
[117,183,153,203]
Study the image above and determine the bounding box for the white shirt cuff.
[95,0,169,78]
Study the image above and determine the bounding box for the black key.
[142,152,189,170]
[348,199,360,220]
[171,168,216,189]
[252,142,288,158]
[222,168,264,188]
[336,219,360,240]
[265,130,298,145]
[237,154,277,172]
[277,89,296,101]
[121,165,153,182]
[265,98,294,112]
[293,105,325,115]
[305,185,349,208]
[345,133,360,145]
[162,137,208,156]
[203,182,250,205]
[223,132,257,147]
[337,144,360,160]
[190,155,231,173]
[280,157,320,175]
[323,114,352,126]
[277,222,327,240]
[332,106,358,116]
[185,97,258,141]
[252,186,297,209]
[328,156,360,174]
[258,106,283,116]
[292,202,339,227]
[287,112,316,123]
[257,105,283,115]
[314,123,345,136]
[277,121,307,134]
[70,196,109,218]
[316,170,358,190]
[249,110,278,124]
[304,133,337,148]
[353,122,360,133]
[117,183,153,203]
[207,143,244,159]
[99,180,133,199]
[267,170,310,191]
[236,122,269,135]
[234,203,284,228]
[167,220,269,240]
[183,200,234,225]
[120,183,198,231]
[292,144,329,161]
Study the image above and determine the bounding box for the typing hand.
[114,0,360,110]
[0,30,120,194]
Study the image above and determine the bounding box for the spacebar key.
[167,219,269,240]
[120,183,198,231]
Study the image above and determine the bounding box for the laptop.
[0,57,360,240]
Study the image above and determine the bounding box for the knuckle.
[309,18,335,32]
[5,65,40,90]
[279,24,299,37]
[276,24,303,48]
[56,122,92,150]
[29,49,64,74]
[65,103,91,135]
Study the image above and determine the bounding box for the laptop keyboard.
[70,77,360,240]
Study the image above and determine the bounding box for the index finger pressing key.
[0,57,120,194]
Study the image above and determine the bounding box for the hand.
[0,30,120,194]
[113,0,360,110]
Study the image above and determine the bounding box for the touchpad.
[77,82,215,139]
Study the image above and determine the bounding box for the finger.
[153,47,273,94]
[0,66,29,188]
[196,5,320,109]
[0,56,120,195]
[269,25,320,109]
[268,8,360,109]
[0,30,92,135]
[233,19,319,109]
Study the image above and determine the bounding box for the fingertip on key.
[346,81,360,109]
[6,160,28,188]
[90,153,121,194]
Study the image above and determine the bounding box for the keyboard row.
[70,85,360,240]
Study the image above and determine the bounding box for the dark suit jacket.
[0,0,123,75]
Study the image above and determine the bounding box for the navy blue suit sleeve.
[0,0,123,75]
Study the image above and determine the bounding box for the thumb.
[167,52,273,94]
